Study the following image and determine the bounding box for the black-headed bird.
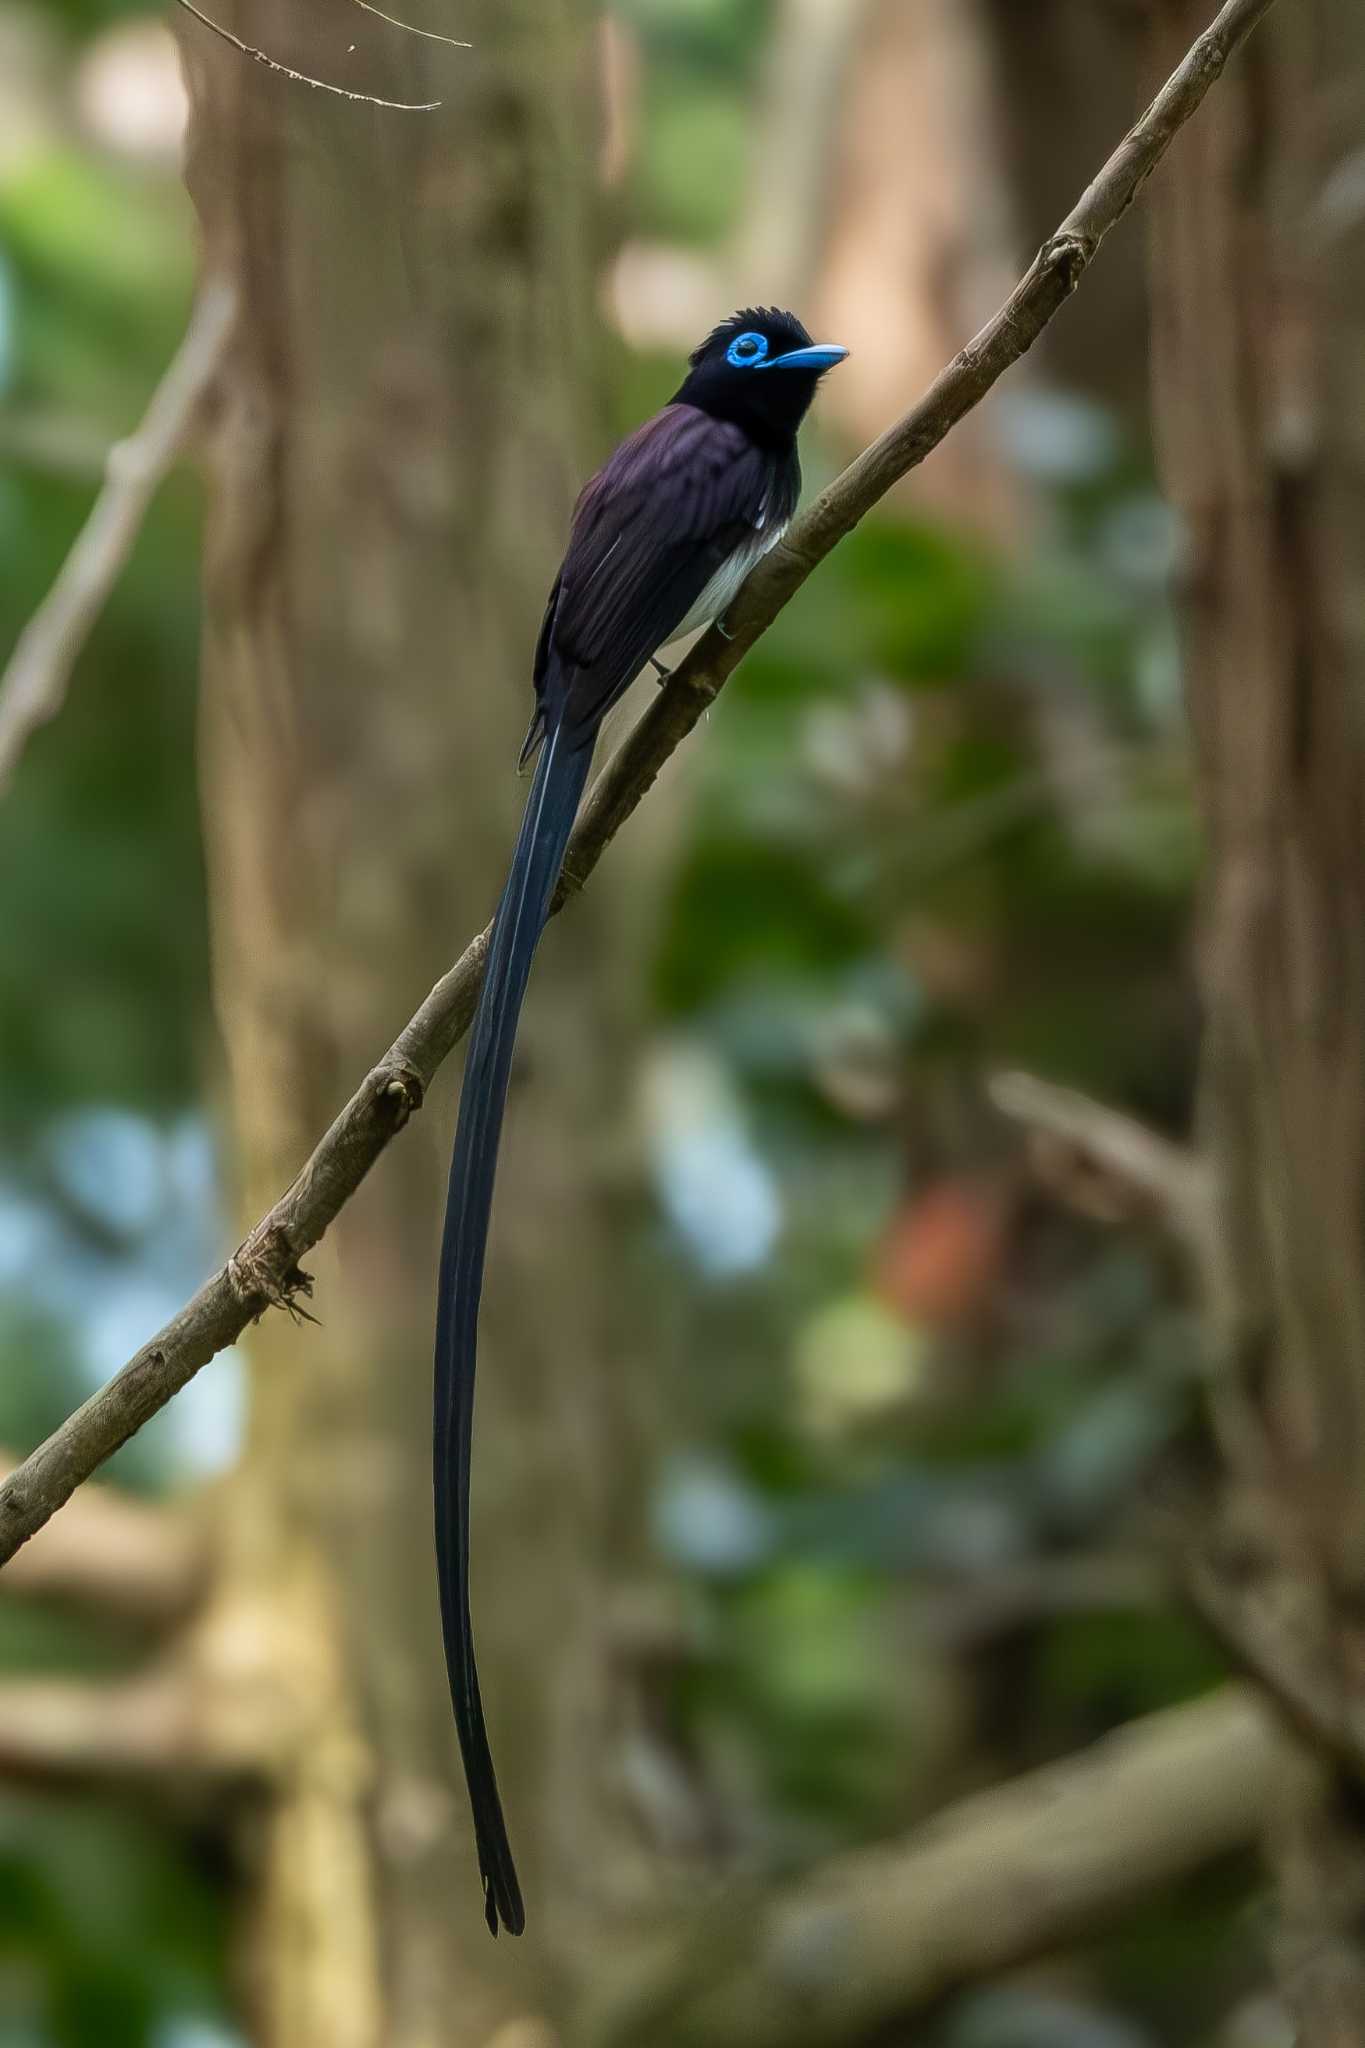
[434,308,847,1935]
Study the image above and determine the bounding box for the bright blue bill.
[769,344,849,371]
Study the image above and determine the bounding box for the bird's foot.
[650,657,672,685]
[715,618,735,641]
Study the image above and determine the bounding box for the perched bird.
[434,308,847,1936]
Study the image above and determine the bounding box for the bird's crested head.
[674,307,847,446]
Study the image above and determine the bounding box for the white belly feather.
[664,517,789,648]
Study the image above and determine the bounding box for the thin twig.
[988,1069,1212,1233]
[350,0,470,48]
[920,1552,1165,1653]
[0,0,1282,1571]
[174,0,443,110]
[0,283,237,797]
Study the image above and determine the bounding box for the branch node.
[376,1061,425,1128]
[1043,230,1095,290]
[1196,31,1228,79]
[227,1228,313,1323]
[673,649,726,707]
[281,1270,319,1326]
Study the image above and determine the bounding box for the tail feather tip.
[484,1866,525,1938]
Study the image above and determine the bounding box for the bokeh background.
[0,2,1295,2044]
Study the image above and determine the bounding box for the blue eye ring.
[726,330,769,369]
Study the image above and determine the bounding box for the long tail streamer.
[433,720,593,1936]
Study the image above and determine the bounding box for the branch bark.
[0,0,1281,1572]
[590,1687,1287,2048]
[0,282,235,797]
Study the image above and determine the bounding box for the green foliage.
[0,152,194,413]
[1100,1858,1260,2042]
[38,0,156,33]
[636,78,753,245]
[618,0,771,245]
[835,520,997,680]
[0,534,207,1127]
[616,0,771,92]
[656,838,873,1013]
[0,1798,228,2048]
[1039,1609,1228,1730]
[0,140,206,1131]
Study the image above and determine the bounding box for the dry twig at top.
[350,0,470,49]
[174,0,444,109]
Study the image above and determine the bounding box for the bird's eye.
[726,331,769,369]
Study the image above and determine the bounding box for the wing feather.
[538,406,784,740]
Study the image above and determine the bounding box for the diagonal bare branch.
[0,0,1282,1571]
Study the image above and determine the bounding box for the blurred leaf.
[0,1796,230,2048]
[655,838,873,1014]
[1039,1610,1227,1729]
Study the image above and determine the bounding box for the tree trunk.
[1147,1,1365,2033]
[177,7,645,2040]
[808,0,1025,542]
[982,0,1150,422]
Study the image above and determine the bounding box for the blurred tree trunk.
[785,0,1151,532]
[982,0,1150,423]
[176,7,654,2042]
[807,0,1024,542]
[1148,1,1365,2034]
[737,0,867,318]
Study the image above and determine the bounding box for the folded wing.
[542,405,782,743]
